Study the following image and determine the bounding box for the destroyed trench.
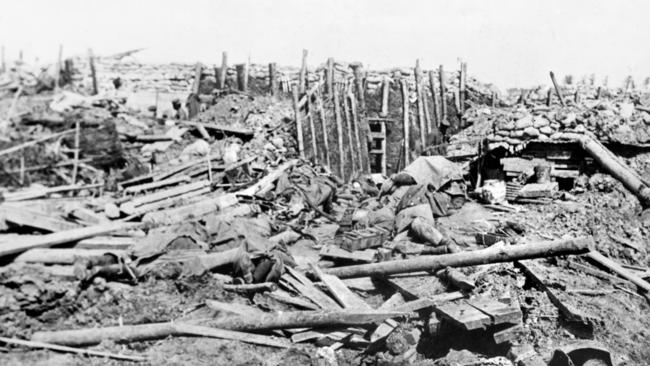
[1,50,650,366]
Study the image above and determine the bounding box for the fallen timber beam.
[0,221,142,259]
[31,311,405,347]
[322,237,591,279]
[0,129,75,158]
[586,250,650,292]
[557,132,650,207]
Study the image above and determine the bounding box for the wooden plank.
[0,222,142,259]
[316,88,331,168]
[281,268,342,310]
[468,298,522,325]
[75,236,136,250]
[1,205,79,232]
[319,245,375,263]
[311,264,371,310]
[435,301,491,330]
[586,250,650,292]
[15,248,125,264]
[400,78,410,165]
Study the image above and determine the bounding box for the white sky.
[1,0,648,89]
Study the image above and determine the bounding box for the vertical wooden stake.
[19,150,25,186]
[292,86,305,159]
[574,87,580,103]
[422,89,432,134]
[326,58,334,97]
[333,85,346,179]
[348,92,365,173]
[316,89,331,169]
[400,79,410,166]
[438,65,447,126]
[459,61,467,119]
[350,63,366,111]
[88,49,98,96]
[236,64,248,92]
[428,70,439,127]
[414,59,426,148]
[72,120,80,184]
[546,88,552,106]
[492,91,497,107]
[299,49,308,94]
[191,63,202,95]
[596,86,602,100]
[268,63,277,96]
[380,76,390,117]
[549,71,565,107]
[307,96,318,164]
[207,154,213,183]
[219,52,228,89]
[54,44,62,91]
[343,88,357,175]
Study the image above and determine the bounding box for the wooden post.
[549,71,565,107]
[428,70,439,127]
[72,121,80,184]
[54,44,62,91]
[299,49,308,93]
[349,92,365,173]
[316,89,331,168]
[292,86,305,159]
[422,88,432,134]
[88,49,98,96]
[191,62,202,95]
[268,62,277,96]
[214,66,222,90]
[307,96,318,163]
[438,65,447,126]
[414,59,426,148]
[459,61,467,118]
[236,63,247,92]
[333,85,346,179]
[326,58,334,96]
[596,86,602,100]
[574,87,580,103]
[219,52,228,89]
[380,76,390,117]
[492,91,497,107]
[343,88,357,174]
[546,88,552,106]
[350,63,366,110]
[400,79,410,166]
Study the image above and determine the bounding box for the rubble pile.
[0,58,649,366]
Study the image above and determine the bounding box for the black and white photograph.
[0,1,648,365]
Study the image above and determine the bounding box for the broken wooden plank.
[120,180,210,214]
[310,264,371,310]
[435,301,491,330]
[437,267,476,291]
[123,175,191,194]
[281,267,342,310]
[174,323,290,349]
[468,298,522,325]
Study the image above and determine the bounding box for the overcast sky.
[1,0,648,89]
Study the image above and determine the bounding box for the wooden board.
[319,245,376,263]
[280,268,342,310]
[435,301,491,330]
[1,205,79,232]
[468,298,522,325]
[311,265,371,310]
[75,236,135,250]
